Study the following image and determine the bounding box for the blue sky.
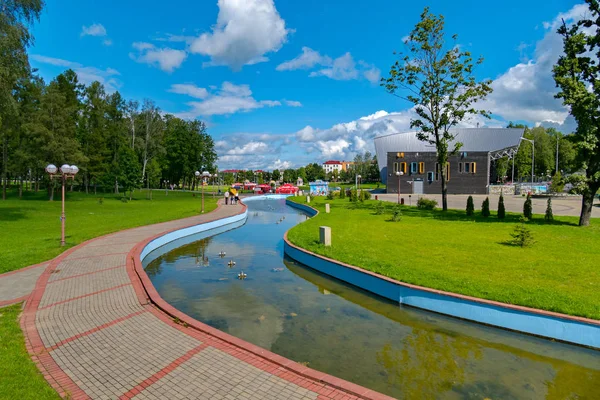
[30,0,581,170]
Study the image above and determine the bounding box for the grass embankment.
[0,303,60,399]
[287,196,600,320]
[0,189,218,274]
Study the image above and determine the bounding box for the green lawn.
[0,189,218,274]
[287,196,600,320]
[0,303,60,400]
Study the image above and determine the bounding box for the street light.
[395,171,404,204]
[355,174,362,191]
[163,179,169,195]
[520,137,535,186]
[196,171,211,213]
[46,163,79,247]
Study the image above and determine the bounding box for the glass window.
[393,162,398,173]
[410,162,418,174]
[419,162,425,174]
[471,162,477,173]
[427,171,434,182]
[464,162,470,173]
[459,162,463,173]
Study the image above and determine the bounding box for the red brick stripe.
[39,283,132,310]
[119,343,210,399]
[0,295,29,308]
[48,264,125,283]
[47,309,147,351]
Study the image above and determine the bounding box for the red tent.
[256,184,271,194]
[275,183,299,194]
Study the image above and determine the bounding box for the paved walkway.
[0,262,47,307]
[376,193,600,218]
[14,201,387,400]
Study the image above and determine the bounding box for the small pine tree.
[326,191,334,200]
[523,193,533,219]
[481,197,490,217]
[510,217,535,247]
[545,197,554,221]
[497,193,506,219]
[339,187,346,199]
[375,201,385,215]
[466,195,474,216]
[390,206,402,222]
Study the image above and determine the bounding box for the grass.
[287,196,600,320]
[0,189,218,274]
[0,303,60,400]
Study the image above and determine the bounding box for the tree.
[481,197,490,217]
[272,169,280,181]
[140,99,164,181]
[382,7,492,211]
[118,146,141,200]
[550,171,565,193]
[0,0,44,199]
[545,198,554,221]
[497,193,506,219]
[553,1,600,226]
[466,195,474,216]
[523,193,533,220]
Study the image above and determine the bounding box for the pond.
[144,198,600,399]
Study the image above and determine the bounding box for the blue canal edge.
[284,199,600,350]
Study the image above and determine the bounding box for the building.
[341,161,355,172]
[374,128,525,195]
[322,160,343,174]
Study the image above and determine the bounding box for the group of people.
[224,189,240,205]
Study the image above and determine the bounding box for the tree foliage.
[382,7,492,211]
[466,195,474,216]
[553,0,600,226]
[497,193,506,219]
[481,197,490,218]
[545,197,554,221]
[523,193,533,220]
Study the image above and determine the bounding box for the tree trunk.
[2,134,7,200]
[49,182,54,201]
[115,179,119,194]
[579,182,599,226]
[19,177,23,199]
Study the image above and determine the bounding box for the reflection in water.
[145,198,600,399]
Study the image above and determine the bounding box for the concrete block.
[325,203,330,213]
[319,226,331,246]
[306,196,310,203]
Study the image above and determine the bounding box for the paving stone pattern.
[0,263,47,305]
[19,202,380,400]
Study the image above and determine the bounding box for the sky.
[29,0,584,171]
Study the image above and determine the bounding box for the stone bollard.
[319,226,331,246]
[306,196,311,203]
[325,203,330,213]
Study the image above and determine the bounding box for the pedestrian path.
[0,262,47,307]
[17,201,389,400]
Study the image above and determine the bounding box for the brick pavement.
[18,201,391,400]
[0,262,47,307]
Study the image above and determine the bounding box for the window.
[471,162,477,174]
[396,152,404,158]
[393,162,399,173]
[410,162,418,174]
[427,171,434,182]
[419,162,425,174]
[435,163,439,181]
[446,162,451,181]
[458,162,463,173]
[400,162,407,174]
[464,162,470,173]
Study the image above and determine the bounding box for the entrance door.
[412,179,424,194]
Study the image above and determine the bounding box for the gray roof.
[374,128,525,174]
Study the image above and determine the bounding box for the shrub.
[510,217,535,247]
[466,195,474,216]
[523,193,533,219]
[360,190,371,201]
[390,206,402,222]
[481,197,490,217]
[120,197,128,203]
[375,201,385,215]
[349,189,358,202]
[326,191,334,200]
[417,197,437,210]
[545,197,554,221]
[339,187,346,199]
[97,197,104,205]
[497,193,506,219]
[550,171,565,193]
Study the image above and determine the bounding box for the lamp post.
[395,171,404,204]
[163,179,169,195]
[196,171,211,213]
[520,137,535,185]
[355,174,361,191]
[46,163,79,247]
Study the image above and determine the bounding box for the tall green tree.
[0,0,44,199]
[553,0,600,226]
[382,7,493,211]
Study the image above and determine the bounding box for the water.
[144,198,600,399]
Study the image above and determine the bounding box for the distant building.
[374,128,525,195]
[341,161,354,172]
[322,160,342,174]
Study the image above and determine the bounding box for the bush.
[481,197,490,217]
[466,195,474,216]
[497,194,506,219]
[545,197,554,221]
[326,191,334,200]
[339,187,346,199]
[97,197,104,205]
[349,189,358,202]
[390,206,402,222]
[375,201,385,215]
[360,190,371,201]
[510,217,535,247]
[120,197,128,203]
[523,193,533,219]
[417,197,437,210]
[550,171,565,193]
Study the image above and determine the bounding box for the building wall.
[322,163,342,173]
[386,152,489,195]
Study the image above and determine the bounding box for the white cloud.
[172,81,281,118]
[81,23,107,37]
[130,42,187,72]
[310,53,359,80]
[30,54,121,92]
[102,39,113,46]
[268,159,292,170]
[276,47,331,71]
[482,3,589,132]
[226,141,269,155]
[189,0,290,70]
[169,84,209,99]
[360,61,381,84]
[285,100,302,107]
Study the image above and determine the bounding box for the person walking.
[224,190,230,205]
